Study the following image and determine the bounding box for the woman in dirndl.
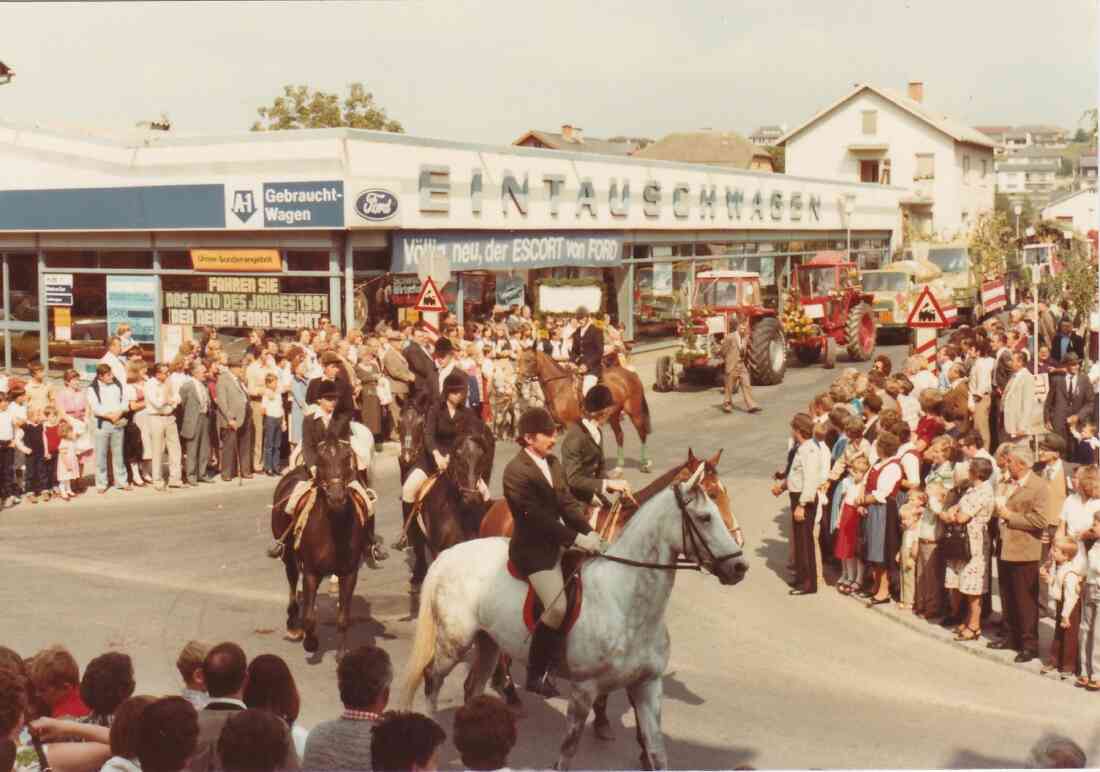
[859,430,903,605]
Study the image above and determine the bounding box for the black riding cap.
[518,407,556,438]
[442,370,469,395]
[434,336,454,358]
[583,384,614,414]
[316,381,341,401]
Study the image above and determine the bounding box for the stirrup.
[392,534,409,551]
[265,540,285,559]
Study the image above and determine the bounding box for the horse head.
[316,424,356,509]
[680,448,742,546]
[448,417,495,510]
[400,400,427,467]
[674,462,748,586]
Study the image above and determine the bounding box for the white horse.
[401,464,748,770]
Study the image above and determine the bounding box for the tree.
[1074,128,1090,143]
[967,211,1014,283]
[251,83,404,133]
[1045,236,1097,324]
[1081,108,1098,145]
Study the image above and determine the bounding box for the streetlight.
[844,194,856,265]
[1013,202,1023,306]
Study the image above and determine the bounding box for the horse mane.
[632,459,690,506]
[326,412,353,441]
[534,350,567,377]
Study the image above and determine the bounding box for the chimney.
[907,81,924,103]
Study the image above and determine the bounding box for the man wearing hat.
[307,352,357,424]
[214,356,253,481]
[1045,353,1096,459]
[561,385,632,525]
[381,329,415,414]
[569,307,603,397]
[405,322,438,407]
[503,407,606,698]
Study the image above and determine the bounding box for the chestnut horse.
[517,350,653,472]
[477,447,740,740]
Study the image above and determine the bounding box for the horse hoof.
[593,720,615,741]
[303,635,320,653]
[640,462,653,473]
[283,629,304,642]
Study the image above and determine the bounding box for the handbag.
[941,522,972,562]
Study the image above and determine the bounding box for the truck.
[861,259,951,339]
[653,270,786,392]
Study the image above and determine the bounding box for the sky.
[1,0,1096,145]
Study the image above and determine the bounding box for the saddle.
[506,551,589,635]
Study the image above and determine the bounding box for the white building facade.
[1041,189,1098,234]
[779,83,995,241]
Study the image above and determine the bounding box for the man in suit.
[186,642,298,772]
[145,362,183,491]
[991,332,1014,449]
[404,322,438,406]
[561,385,632,521]
[215,357,253,481]
[720,316,761,415]
[503,407,606,698]
[1045,353,1096,457]
[1002,351,1036,443]
[382,329,415,405]
[570,307,603,397]
[179,360,214,486]
[990,445,1050,663]
[1052,319,1085,363]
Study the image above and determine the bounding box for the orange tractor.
[783,252,877,368]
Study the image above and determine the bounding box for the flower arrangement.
[781,292,815,339]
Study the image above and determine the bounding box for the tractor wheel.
[654,356,675,392]
[747,317,787,385]
[845,303,877,361]
[794,344,821,365]
[823,336,837,369]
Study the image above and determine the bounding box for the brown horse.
[477,447,740,739]
[271,422,373,658]
[517,350,653,472]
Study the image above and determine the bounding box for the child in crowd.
[176,640,210,709]
[1042,537,1083,679]
[1071,419,1099,465]
[43,406,63,499]
[833,454,869,594]
[0,392,15,507]
[261,373,284,477]
[1078,513,1100,690]
[897,490,927,610]
[21,406,49,503]
[894,375,919,432]
[56,420,81,501]
[9,388,28,494]
[915,389,946,447]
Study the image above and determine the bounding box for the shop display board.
[106,276,157,343]
[162,276,328,329]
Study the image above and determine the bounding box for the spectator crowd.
[0,640,519,772]
[773,303,1100,682]
[0,305,631,504]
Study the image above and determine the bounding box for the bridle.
[597,483,743,573]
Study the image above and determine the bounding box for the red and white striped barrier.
[981,279,1006,313]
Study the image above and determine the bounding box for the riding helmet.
[517,407,557,439]
[434,336,454,358]
[316,381,341,401]
[583,384,614,415]
[442,370,469,395]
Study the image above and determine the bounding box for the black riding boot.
[409,513,428,589]
[363,516,387,569]
[525,623,564,698]
[393,501,412,551]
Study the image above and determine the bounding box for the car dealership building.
[0,121,907,370]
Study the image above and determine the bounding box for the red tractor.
[654,270,786,392]
[784,252,877,368]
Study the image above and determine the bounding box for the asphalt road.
[2,343,1095,770]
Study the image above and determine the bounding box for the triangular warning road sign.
[414,277,447,313]
[905,285,950,329]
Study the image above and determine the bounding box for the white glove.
[573,531,606,554]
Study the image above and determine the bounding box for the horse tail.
[637,382,652,436]
[400,570,439,709]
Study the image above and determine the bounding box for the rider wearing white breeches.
[570,306,603,397]
[502,407,606,698]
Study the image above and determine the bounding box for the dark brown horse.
[517,350,653,471]
[477,447,740,738]
[271,421,373,657]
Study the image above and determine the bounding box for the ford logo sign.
[355,189,398,222]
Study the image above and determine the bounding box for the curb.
[860,592,1079,687]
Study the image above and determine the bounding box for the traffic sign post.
[414,277,447,336]
[906,285,953,360]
